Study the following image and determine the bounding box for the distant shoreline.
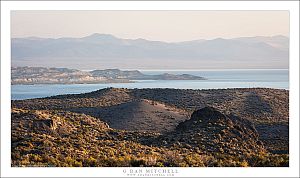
[11,67,206,85]
[82,68,289,72]
[11,80,135,85]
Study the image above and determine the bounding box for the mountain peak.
[271,35,289,40]
[82,33,118,40]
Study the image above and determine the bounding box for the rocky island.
[11,67,205,85]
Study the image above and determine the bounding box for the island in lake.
[11,67,205,85]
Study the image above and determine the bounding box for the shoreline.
[11,80,136,85]
[11,78,208,85]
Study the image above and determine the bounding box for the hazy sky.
[11,11,289,42]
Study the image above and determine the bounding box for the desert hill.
[12,88,289,154]
[69,99,189,133]
[13,87,288,123]
[11,88,289,167]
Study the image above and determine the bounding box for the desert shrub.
[271,154,289,167]
[238,160,249,167]
[19,155,30,166]
[28,154,43,162]
[83,156,97,167]
[130,158,146,167]
[163,150,183,166]
[246,152,288,167]
[12,152,21,160]
[184,153,206,167]
[45,155,58,166]
[144,156,157,166]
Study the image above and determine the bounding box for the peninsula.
[11,67,205,85]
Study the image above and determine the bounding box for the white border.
[1,1,299,177]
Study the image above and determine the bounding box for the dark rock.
[159,106,264,156]
[33,119,56,130]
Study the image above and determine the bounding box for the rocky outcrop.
[11,108,110,136]
[177,106,258,139]
[157,107,265,156]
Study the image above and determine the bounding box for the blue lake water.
[11,69,289,100]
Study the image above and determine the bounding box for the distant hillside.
[11,66,204,85]
[11,34,289,69]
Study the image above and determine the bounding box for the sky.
[11,11,289,42]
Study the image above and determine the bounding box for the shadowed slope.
[70,99,189,133]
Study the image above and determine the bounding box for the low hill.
[70,99,189,133]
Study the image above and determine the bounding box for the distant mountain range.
[11,34,289,69]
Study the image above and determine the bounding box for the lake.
[11,69,289,100]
